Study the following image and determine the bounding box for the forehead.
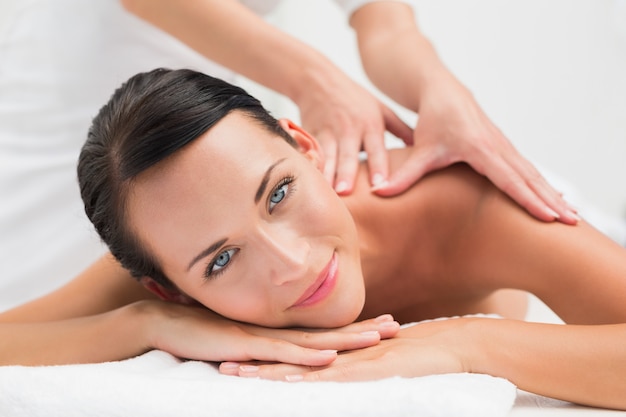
[133,112,291,196]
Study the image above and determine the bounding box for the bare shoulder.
[345,149,495,265]
[346,149,492,224]
[451,171,626,324]
[349,151,626,325]
[351,151,531,320]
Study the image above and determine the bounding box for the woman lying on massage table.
[1,68,625,410]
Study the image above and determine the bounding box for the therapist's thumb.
[371,146,449,196]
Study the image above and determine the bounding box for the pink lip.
[291,252,338,308]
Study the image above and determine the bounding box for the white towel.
[0,349,515,417]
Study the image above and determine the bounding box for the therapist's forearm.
[351,2,457,112]
[120,0,347,106]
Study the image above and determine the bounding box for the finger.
[531,181,580,225]
[291,359,384,382]
[316,131,338,185]
[219,361,242,376]
[234,362,313,380]
[333,130,362,195]
[469,143,569,223]
[372,146,448,196]
[466,128,580,224]
[218,361,292,378]
[238,336,339,367]
[244,325,385,351]
[362,129,390,188]
[522,173,578,224]
[245,360,387,382]
[186,335,338,366]
[479,155,563,222]
[503,154,579,225]
[331,314,400,339]
[381,104,413,146]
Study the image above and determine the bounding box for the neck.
[339,153,425,320]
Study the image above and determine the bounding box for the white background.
[242,0,626,219]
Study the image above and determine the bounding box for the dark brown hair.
[78,68,295,287]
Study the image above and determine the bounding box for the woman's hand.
[223,315,626,411]
[219,317,475,380]
[143,300,400,367]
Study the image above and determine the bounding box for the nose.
[254,223,311,286]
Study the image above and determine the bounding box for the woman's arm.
[0,300,151,365]
[418,170,626,407]
[473,318,626,409]
[226,317,626,410]
[0,254,398,366]
[457,180,626,324]
[0,253,154,323]
[0,254,154,365]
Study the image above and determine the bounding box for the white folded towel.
[0,350,515,417]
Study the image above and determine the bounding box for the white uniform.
[0,0,411,311]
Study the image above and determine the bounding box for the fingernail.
[371,173,385,187]
[239,365,259,374]
[566,203,579,213]
[374,314,393,322]
[220,362,240,370]
[319,349,337,355]
[370,180,389,192]
[335,181,349,194]
[379,321,400,329]
[545,207,560,220]
[285,374,304,382]
[360,330,380,337]
[569,211,582,222]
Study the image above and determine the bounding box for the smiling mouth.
[290,252,338,308]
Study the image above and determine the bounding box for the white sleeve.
[332,0,416,19]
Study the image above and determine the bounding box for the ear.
[139,276,197,305]
[278,119,325,172]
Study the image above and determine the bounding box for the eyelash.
[203,174,297,279]
[268,175,295,213]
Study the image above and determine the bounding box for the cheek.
[190,281,272,324]
[299,179,349,229]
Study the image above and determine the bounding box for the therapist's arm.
[350,2,578,225]
[120,0,412,194]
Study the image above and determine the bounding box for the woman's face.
[127,112,365,328]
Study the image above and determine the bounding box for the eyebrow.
[254,158,286,204]
[187,237,227,272]
[187,158,287,272]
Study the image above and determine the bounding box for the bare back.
[343,149,626,325]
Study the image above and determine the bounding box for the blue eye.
[206,248,238,277]
[269,177,294,212]
[269,183,288,210]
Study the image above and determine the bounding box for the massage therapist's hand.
[295,69,413,195]
[141,300,399,367]
[347,1,578,225]
[219,317,478,381]
[371,75,579,225]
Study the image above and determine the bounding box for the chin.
[312,290,365,328]
[327,309,362,328]
[279,298,364,329]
